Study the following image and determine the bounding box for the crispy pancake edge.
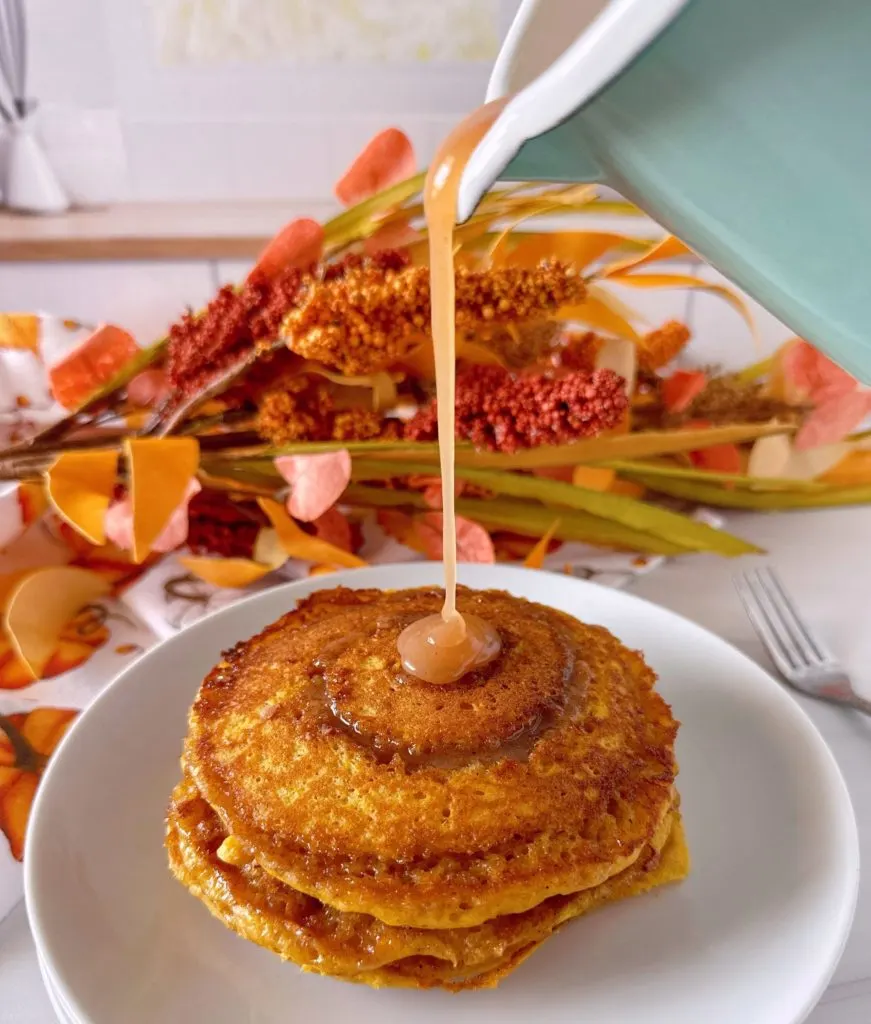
[166,775,687,987]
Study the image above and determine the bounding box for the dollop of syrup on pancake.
[301,594,585,770]
[397,612,501,685]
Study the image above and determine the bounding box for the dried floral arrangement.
[2,126,871,684]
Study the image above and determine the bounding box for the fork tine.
[746,568,821,668]
[759,566,831,663]
[734,572,799,676]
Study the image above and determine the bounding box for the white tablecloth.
[2,505,870,1023]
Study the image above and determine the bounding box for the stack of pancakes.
[167,586,688,990]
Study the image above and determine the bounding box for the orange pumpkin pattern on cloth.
[0,708,77,860]
[0,606,110,690]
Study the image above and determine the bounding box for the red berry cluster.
[405,365,628,453]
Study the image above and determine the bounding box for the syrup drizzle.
[397,100,509,685]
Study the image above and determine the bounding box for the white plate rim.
[24,562,860,1024]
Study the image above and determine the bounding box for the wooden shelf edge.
[0,236,271,262]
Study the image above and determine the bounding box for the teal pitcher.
[457,0,871,381]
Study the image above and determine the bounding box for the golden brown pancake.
[183,586,678,928]
[166,774,688,990]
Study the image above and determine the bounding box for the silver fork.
[734,565,871,716]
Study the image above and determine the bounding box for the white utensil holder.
[3,116,69,214]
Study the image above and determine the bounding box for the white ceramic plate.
[26,563,858,1024]
[37,952,78,1024]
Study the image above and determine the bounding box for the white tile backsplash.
[123,122,242,201]
[18,0,524,202]
[27,0,114,108]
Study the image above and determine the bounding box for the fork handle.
[845,693,871,717]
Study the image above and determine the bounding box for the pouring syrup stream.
[397,100,507,685]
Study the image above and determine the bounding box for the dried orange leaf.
[417,513,495,564]
[125,437,199,562]
[313,507,354,552]
[400,344,436,379]
[558,291,641,342]
[484,195,602,265]
[601,234,692,276]
[572,466,616,491]
[523,518,561,569]
[18,481,47,529]
[796,391,871,451]
[662,370,707,413]
[248,218,324,284]
[45,450,118,545]
[689,442,743,475]
[178,556,273,589]
[780,339,856,404]
[498,231,647,271]
[0,313,39,352]
[309,565,337,577]
[821,450,871,486]
[257,497,366,569]
[609,479,646,498]
[607,272,755,334]
[456,339,508,368]
[48,324,139,411]
[275,450,351,523]
[377,509,429,554]
[432,187,598,262]
[533,466,574,483]
[3,567,110,679]
[334,128,416,207]
[762,339,805,401]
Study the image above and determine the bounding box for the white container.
[2,115,69,214]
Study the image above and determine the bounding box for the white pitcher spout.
[456,0,691,223]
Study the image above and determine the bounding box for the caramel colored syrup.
[397,100,508,686]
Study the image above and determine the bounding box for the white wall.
[24,0,524,202]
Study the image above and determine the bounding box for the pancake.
[184,586,678,928]
[166,774,688,989]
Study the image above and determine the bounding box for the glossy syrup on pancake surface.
[185,586,678,928]
[166,775,687,989]
[312,589,579,765]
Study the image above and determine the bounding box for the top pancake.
[185,586,678,928]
